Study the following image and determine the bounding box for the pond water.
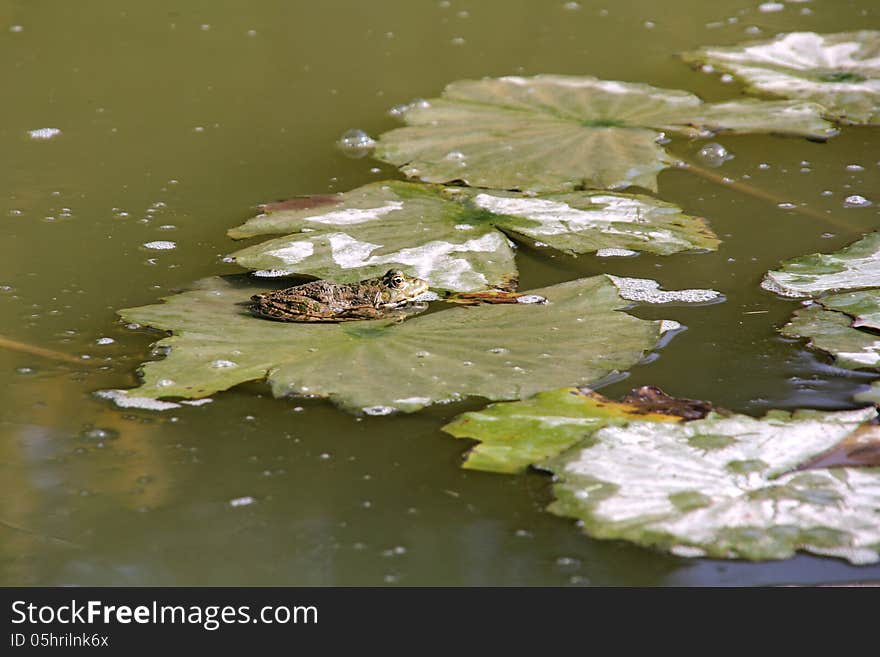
[2,0,880,585]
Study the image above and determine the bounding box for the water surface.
[2,0,880,585]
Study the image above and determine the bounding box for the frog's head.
[376,269,430,307]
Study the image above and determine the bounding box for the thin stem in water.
[677,160,860,234]
[0,334,86,366]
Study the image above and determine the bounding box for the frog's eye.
[391,276,404,288]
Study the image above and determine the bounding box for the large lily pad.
[446,387,880,563]
[547,405,880,564]
[762,232,880,298]
[374,75,836,192]
[229,181,718,293]
[107,275,687,414]
[682,31,880,124]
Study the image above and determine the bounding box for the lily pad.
[107,275,688,414]
[682,31,880,124]
[445,386,880,563]
[374,75,836,192]
[443,386,705,474]
[762,232,880,298]
[781,305,880,370]
[229,181,719,293]
[547,404,880,564]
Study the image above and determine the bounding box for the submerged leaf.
[229,181,718,293]
[108,275,685,414]
[546,405,880,564]
[374,75,835,192]
[682,31,880,124]
[762,232,880,298]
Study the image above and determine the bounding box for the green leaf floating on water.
[682,31,880,124]
[443,387,685,474]
[767,233,880,374]
[762,232,880,298]
[446,388,880,563]
[104,274,692,414]
[781,304,880,370]
[374,75,836,192]
[229,181,719,293]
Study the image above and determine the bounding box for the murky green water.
[2,0,880,585]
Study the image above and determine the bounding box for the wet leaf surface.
[683,31,880,124]
[374,75,835,192]
[229,181,718,293]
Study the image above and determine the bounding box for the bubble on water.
[488,347,509,354]
[720,73,734,83]
[555,556,582,568]
[450,37,465,46]
[229,496,255,507]
[9,25,23,33]
[643,20,655,29]
[757,163,770,170]
[758,2,785,12]
[562,1,581,9]
[336,129,376,159]
[846,164,865,172]
[462,361,474,367]
[444,150,466,161]
[200,24,211,31]
[696,143,732,168]
[156,378,175,387]
[363,405,396,416]
[193,126,206,133]
[158,224,176,231]
[844,195,872,208]
[319,452,331,460]
[210,359,237,369]
[744,25,762,35]
[246,29,257,37]
[80,427,119,442]
[382,546,407,557]
[415,351,431,358]
[778,202,797,210]
[28,128,61,140]
[96,337,115,345]
[143,240,176,250]
[16,367,35,375]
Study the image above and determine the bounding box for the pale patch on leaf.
[682,31,880,124]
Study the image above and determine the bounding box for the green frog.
[250,269,430,322]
